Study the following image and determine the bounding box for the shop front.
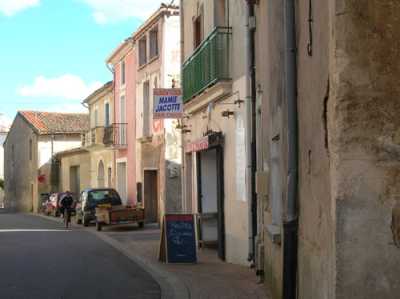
[185,132,226,260]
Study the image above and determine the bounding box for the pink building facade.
[107,39,137,205]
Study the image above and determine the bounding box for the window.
[139,36,147,67]
[149,27,159,60]
[121,60,126,86]
[107,167,112,187]
[120,96,126,123]
[105,102,110,127]
[94,106,99,127]
[193,12,203,49]
[215,0,226,27]
[88,190,121,206]
[29,139,32,161]
[120,96,126,144]
[143,81,150,136]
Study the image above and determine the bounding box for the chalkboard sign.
[159,214,197,263]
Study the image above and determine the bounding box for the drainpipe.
[282,0,298,298]
[107,63,117,189]
[245,0,257,263]
[179,0,186,213]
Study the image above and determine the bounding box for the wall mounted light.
[222,110,235,118]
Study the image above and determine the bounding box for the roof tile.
[19,111,89,135]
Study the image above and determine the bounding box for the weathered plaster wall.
[329,1,400,298]
[4,115,38,212]
[255,1,285,297]
[296,1,336,299]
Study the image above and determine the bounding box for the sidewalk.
[101,224,270,299]
[34,214,270,299]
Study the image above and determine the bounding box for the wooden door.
[144,170,158,223]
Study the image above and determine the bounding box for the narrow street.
[0,212,161,299]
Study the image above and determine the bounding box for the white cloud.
[18,74,103,100]
[45,103,89,114]
[81,0,165,24]
[0,114,12,131]
[0,0,40,16]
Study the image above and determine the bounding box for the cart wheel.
[96,222,102,231]
[138,221,144,228]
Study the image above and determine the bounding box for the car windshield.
[88,190,121,206]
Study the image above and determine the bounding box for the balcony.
[82,127,105,147]
[103,123,128,147]
[182,27,232,103]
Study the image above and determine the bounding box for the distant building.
[4,111,89,212]
[132,4,182,223]
[106,38,136,206]
[0,131,7,180]
[0,128,8,208]
[82,81,115,190]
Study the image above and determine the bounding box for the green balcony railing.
[182,27,232,103]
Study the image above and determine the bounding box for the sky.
[0,0,166,126]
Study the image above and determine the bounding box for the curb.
[32,213,190,299]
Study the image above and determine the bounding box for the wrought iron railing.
[103,123,128,147]
[182,27,232,103]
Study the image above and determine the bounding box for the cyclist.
[60,191,74,228]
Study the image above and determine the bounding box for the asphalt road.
[0,212,161,299]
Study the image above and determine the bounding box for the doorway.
[143,170,158,223]
[117,162,127,204]
[97,161,105,188]
[70,166,80,199]
[197,147,225,260]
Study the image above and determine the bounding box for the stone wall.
[4,115,38,212]
[329,1,400,298]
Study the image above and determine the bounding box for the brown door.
[144,170,158,223]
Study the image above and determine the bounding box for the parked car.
[49,193,64,217]
[40,193,52,215]
[49,192,77,217]
[75,188,122,227]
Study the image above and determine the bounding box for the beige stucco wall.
[86,85,115,190]
[59,151,91,194]
[183,94,249,265]
[90,149,114,188]
[88,88,113,128]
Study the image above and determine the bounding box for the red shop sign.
[185,137,209,153]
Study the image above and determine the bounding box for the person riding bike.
[59,191,74,228]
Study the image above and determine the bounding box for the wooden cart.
[95,204,145,231]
